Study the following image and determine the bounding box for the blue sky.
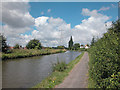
[1,2,119,47]
[29,2,118,28]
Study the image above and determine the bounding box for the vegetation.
[52,60,67,72]
[2,49,66,60]
[0,34,2,52]
[14,44,21,49]
[0,35,9,53]
[68,36,73,50]
[57,46,65,49]
[88,20,120,89]
[33,52,84,88]
[91,36,95,46]
[26,39,42,49]
[73,43,80,50]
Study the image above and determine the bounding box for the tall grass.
[52,60,67,72]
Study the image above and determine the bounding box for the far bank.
[2,49,66,60]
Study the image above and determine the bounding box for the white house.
[80,45,84,48]
[85,45,89,49]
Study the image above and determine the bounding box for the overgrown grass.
[2,49,66,60]
[52,60,67,72]
[33,52,84,88]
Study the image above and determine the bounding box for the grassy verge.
[2,49,66,60]
[88,52,95,88]
[33,52,84,88]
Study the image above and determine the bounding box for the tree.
[57,46,65,49]
[14,44,21,49]
[68,36,73,50]
[91,36,95,46]
[26,39,42,49]
[73,43,80,50]
[0,35,9,53]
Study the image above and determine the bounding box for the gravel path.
[55,52,89,88]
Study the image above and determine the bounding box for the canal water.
[2,51,81,88]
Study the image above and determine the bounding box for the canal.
[2,51,81,88]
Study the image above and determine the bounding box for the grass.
[33,51,84,88]
[88,52,96,88]
[2,49,66,60]
[52,60,67,72]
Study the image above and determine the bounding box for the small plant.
[52,59,67,72]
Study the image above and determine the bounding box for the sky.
[0,1,119,47]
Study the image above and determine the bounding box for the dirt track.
[55,52,89,88]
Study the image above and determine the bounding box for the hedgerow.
[88,20,120,89]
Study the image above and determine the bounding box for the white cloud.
[35,16,49,27]
[1,3,112,47]
[1,2,34,28]
[98,7,110,11]
[2,0,29,2]
[71,8,111,45]
[47,9,51,13]
[22,17,71,47]
[1,2,34,46]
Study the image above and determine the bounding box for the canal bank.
[2,51,81,88]
[2,49,66,60]
[33,52,84,88]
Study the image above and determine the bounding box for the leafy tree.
[73,43,80,50]
[26,39,42,49]
[0,35,9,53]
[14,44,21,49]
[68,36,73,50]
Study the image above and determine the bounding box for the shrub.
[88,20,120,89]
[52,60,67,72]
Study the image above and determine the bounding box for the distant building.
[80,45,84,48]
[24,47,27,49]
[85,45,89,49]
[9,47,14,49]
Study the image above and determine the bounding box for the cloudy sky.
[0,2,118,47]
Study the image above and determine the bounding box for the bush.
[52,60,67,72]
[88,20,120,89]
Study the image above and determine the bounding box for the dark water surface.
[2,51,81,88]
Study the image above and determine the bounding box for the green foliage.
[26,39,42,49]
[0,35,9,53]
[57,46,65,49]
[68,36,73,50]
[91,36,95,46]
[88,20,120,89]
[73,43,80,50]
[14,44,21,49]
[52,60,67,72]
